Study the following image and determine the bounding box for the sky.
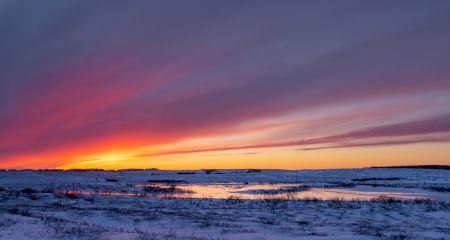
[1,0,450,170]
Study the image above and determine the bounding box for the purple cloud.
[142,115,450,156]
[1,1,450,166]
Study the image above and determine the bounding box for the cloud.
[299,137,450,151]
[1,1,450,167]
[200,152,260,157]
[306,114,450,142]
[141,115,450,156]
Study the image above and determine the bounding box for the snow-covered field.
[0,168,449,240]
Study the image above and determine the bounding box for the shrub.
[352,177,400,182]
[143,185,179,193]
[21,188,37,194]
[204,169,216,174]
[296,220,310,225]
[225,196,242,205]
[302,197,320,202]
[412,198,433,204]
[176,172,196,175]
[371,196,402,204]
[147,179,187,183]
[8,208,20,214]
[8,208,32,217]
[64,193,79,199]
[428,186,450,192]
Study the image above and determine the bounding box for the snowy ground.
[0,168,449,240]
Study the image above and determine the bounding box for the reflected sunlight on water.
[62,183,433,201]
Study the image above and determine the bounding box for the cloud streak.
[0,1,450,167]
[299,137,450,151]
[141,115,450,156]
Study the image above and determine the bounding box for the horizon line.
[1,164,449,172]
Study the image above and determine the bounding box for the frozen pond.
[64,183,435,201]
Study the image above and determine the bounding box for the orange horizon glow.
[2,96,450,170]
[1,2,450,169]
[2,132,449,170]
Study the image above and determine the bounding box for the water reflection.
[62,183,433,201]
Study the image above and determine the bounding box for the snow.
[0,168,449,239]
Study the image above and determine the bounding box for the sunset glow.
[1,1,450,169]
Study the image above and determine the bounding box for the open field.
[0,168,449,240]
